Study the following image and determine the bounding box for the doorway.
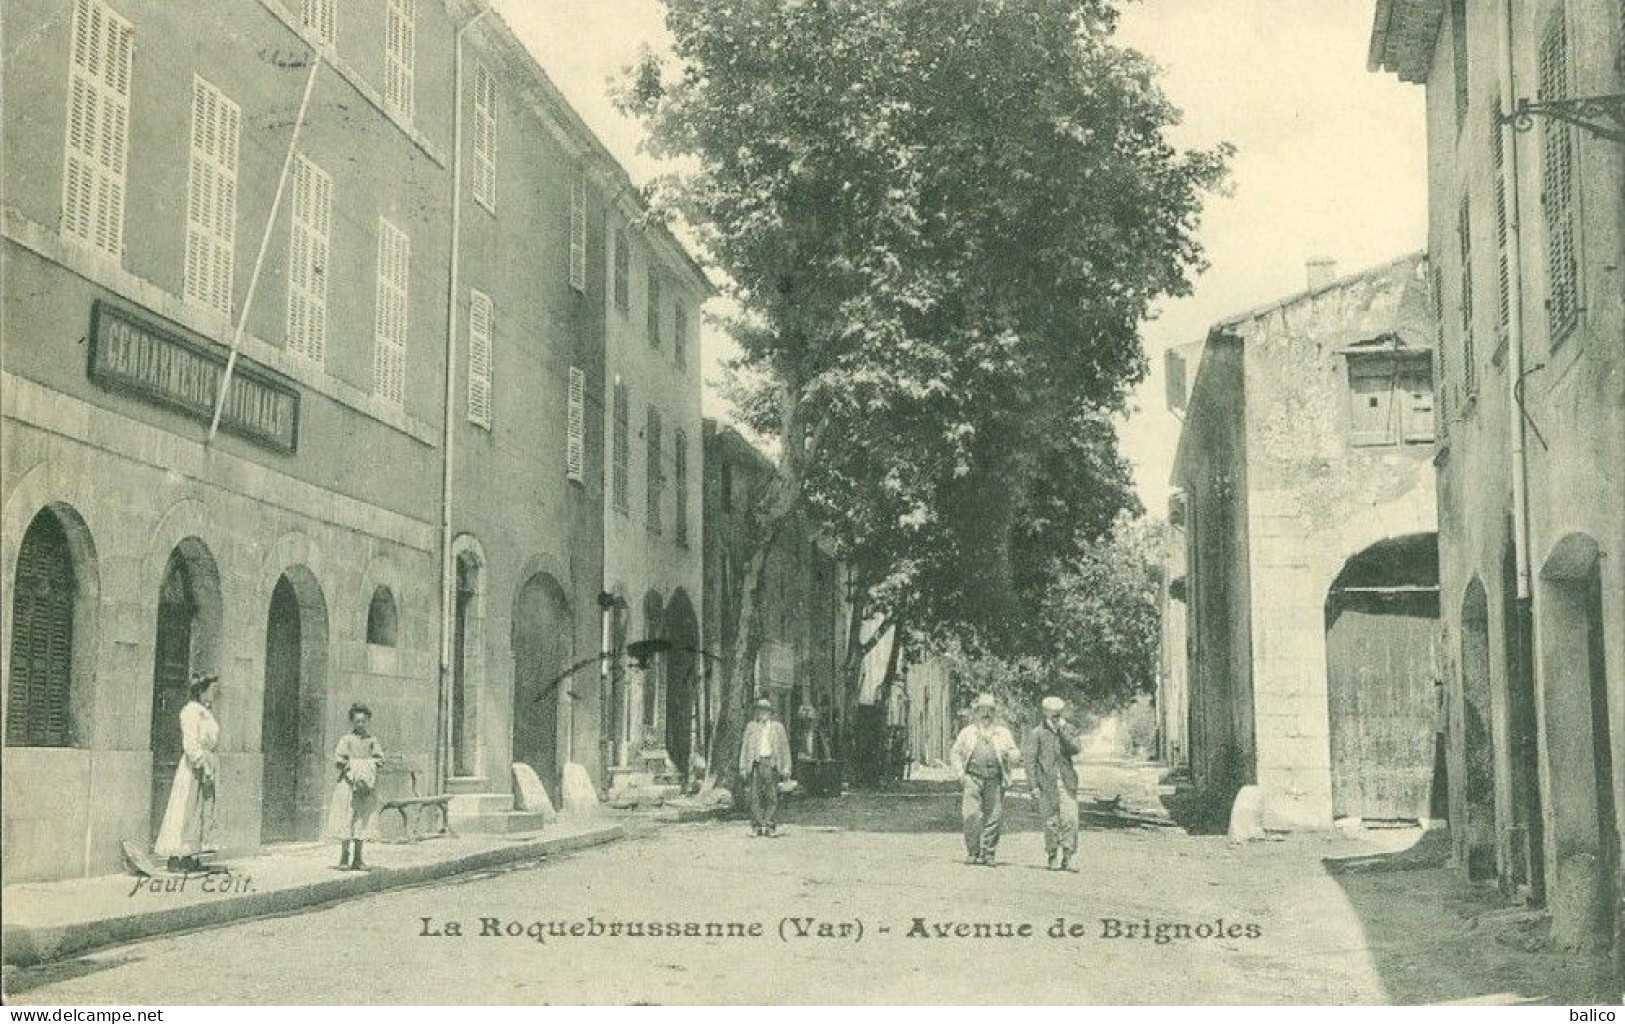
[149,542,219,843]
[1461,579,1497,879]
[261,576,306,841]
[512,573,568,798]
[664,589,699,778]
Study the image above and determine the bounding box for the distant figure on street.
[1024,696,1082,871]
[153,672,222,873]
[739,698,792,837]
[950,693,1021,865]
[326,703,384,871]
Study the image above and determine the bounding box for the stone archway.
[260,566,329,843]
[5,503,99,749]
[511,572,570,798]
[664,588,699,778]
[1324,532,1440,822]
[1537,533,1617,949]
[149,538,223,843]
[450,536,487,780]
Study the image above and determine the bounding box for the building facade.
[1370,0,1624,951]
[2,0,707,880]
[1169,255,1441,831]
[2,0,453,880]
[599,203,711,793]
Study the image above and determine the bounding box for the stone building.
[599,186,712,794]
[701,420,845,778]
[1,0,454,880]
[1369,0,1624,951]
[1168,254,1441,831]
[1,0,707,879]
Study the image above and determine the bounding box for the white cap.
[1041,696,1065,713]
[971,694,996,710]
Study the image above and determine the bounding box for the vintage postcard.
[1,0,1622,1008]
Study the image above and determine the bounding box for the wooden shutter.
[467,289,493,427]
[673,429,688,545]
[385,0,416,118]
[1538,11,1579,342]
[646,406,662,531]
[5,514,76,748]
[1457,195,1475,396]
[62,0,133,258]
[567,367,586,482]
[612,381,630,512]
[374,218,410,406]
[185,76,241,316]
[302,0,335,44]
[287,154,332,365]
[613,229,630,311]
[569,174,587,292]
[674,300,688,368]
[473,66,496,211]
[646,271,661,345]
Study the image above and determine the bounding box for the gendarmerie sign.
[88,301,300,454]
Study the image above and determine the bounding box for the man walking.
[1024,696,1083,871]
[950,694,1021,865]
[738,698,792,836]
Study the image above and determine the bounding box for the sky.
[493,0,1430,512]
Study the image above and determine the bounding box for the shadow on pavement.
[1322,830,1617,1005]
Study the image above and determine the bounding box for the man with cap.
[949,694,1022,865]
[738,697,792,836]
[1024,696,1083,871]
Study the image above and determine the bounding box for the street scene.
[2,0,1623,1009]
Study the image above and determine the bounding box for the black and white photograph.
[1,0,1622,1008]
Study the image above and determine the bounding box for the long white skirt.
[153,763,220,857]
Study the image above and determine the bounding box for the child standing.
[325,703,384,870]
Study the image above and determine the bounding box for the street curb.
[1,823,625,968]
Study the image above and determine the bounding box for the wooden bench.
[376,755,453,842]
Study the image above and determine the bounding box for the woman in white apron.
[153,672,221,872]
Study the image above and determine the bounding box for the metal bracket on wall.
[1499,93,1625,144]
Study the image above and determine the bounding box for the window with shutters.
[1457,195,1476,398]
[567,367,586,483]
[472,66,496,213]
[569,174,588,292]
[467,288,493,428]
[646,406,663,533]
[611,380,630,513]
[1539,9,1580,344]
[646,271,662,347]
[674,300,689,369]
[384,0,416,119]
[286,154,332,366]
[61,0,133,259]
[613,228,630,312]
[1349,357,1434,447]
[673,428,689,546]
[6,512,77,748]
[301,0,335,45]
[1431,265,1450,434]
[184,77,241,317]
[374,218,410,406]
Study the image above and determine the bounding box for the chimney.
[1306,257,1338,291]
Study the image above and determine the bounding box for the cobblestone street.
[5,764,1612,1005]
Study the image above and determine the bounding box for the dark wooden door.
[512,576,564,795]
[150,558,195,842]
[261,576,303,842]
[1326,604,1438,820]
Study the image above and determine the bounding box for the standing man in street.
[950,694,1021,865]
[1024,696,1083,872]
[739,698,792,837]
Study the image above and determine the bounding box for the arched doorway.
[512,573,569,798]
[451,542,485,778]
[1502,532,1544,898]
[664,589,699,778]
[1537,534,1617,947]
[260,569,329,842]
[639,591,664,748]
[1324,532,1440,822]
[1460,578,1497,879]
[149,540,221,843]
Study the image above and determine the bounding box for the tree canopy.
[620,0,1226,733]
